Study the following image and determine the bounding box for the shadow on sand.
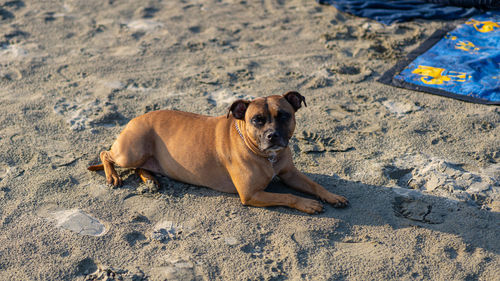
[111,169,499,256]
[262,172,500,256]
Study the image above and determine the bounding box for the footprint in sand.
[240,238,269,259]
[126,19,164,31]
[195,69,219,85]
[80,262,134,280]
[297,131,354,154]
[1,1,25,23]
[206,89,253,107]
[136,6,159,19]
[382,100,421,117]
[0,8,14,21]
[0,68,22,80]
[387,155,498,208]
[110,46,141,56]
[150,220,184,243]
[321,22,422,59]
[76,258,97,276]
[45,141,80,168]
[77,259,148,280]
[53,93,123,131]
[124,231,147,247]
[0,44,28,61]
[151,256,202,280]
[227,68,254,84]
[303,71,333,89]
[0,164,23,181]
[328,64,373,83]
[392,196,446,224]
[186,41,206,52]
[3,28,29,45]
[239,236,284,278]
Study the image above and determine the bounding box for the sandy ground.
[0,0,499,280]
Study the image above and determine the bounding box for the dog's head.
[228,91,306,153]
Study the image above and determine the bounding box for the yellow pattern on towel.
[465,19,499,33]
[411,65,470,85]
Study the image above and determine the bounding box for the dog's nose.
[265,131,280,140]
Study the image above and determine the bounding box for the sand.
[0,0,499,280]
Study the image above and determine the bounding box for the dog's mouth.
[262,142,288,152]
[267,145,284,151]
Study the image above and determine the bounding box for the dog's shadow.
[116,170,500,255]
[173,172,500,255]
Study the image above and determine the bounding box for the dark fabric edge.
[316,0,481,25]
[381,75,500,105]
[377,23,500,106]
[378,28,451,84]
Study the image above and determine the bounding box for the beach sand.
[0,0,499,280]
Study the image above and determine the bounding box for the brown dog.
[88,91,348,213]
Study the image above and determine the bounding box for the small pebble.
[224,237,238,246]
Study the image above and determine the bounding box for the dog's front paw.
[295,198,324,214]
[323,193,349,208]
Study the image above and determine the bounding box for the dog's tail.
[87,164,104,171]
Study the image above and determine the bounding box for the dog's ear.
[283,91,307,111]
[227,99,250,120]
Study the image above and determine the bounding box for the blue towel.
[379,11,500,104]
[318,0,479,25]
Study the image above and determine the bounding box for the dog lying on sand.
[88,91,348,213]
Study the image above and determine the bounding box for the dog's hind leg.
[102,119,154,186]
[100,151,122,186]
[136,168,160,192]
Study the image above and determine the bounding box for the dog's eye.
[251,116,266,126]
[277,111,291,121]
